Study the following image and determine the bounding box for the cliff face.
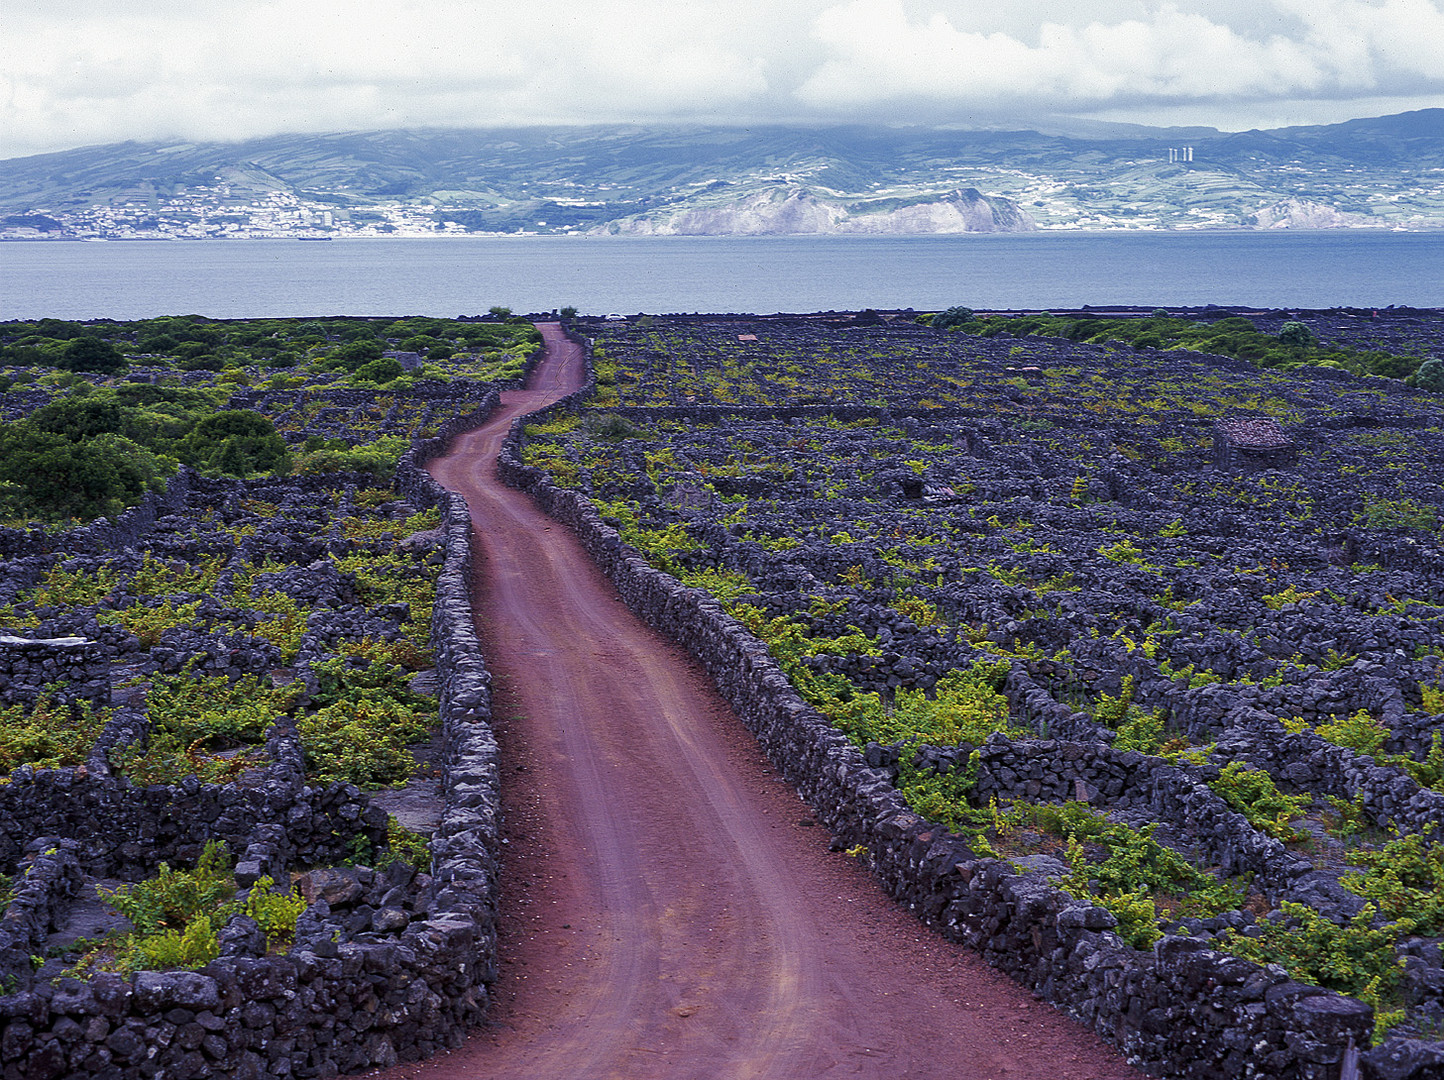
[611,188,840,235]
[1253,198,1379,229]
[842,188,1035,234]
[599,185,1035,236]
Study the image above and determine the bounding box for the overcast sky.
[3,0,1444,160]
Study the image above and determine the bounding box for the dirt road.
[400,324,1139,1079]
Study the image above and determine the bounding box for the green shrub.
[116,672,297,784]
[0,697,108,772]
[119,915,219,973]
[350,357,405,385]
[299,656,432,785]
[99,840,234,937]
[97,598,204,647]
[330,339,384,370]
[298,698,426,786]
[1359,495,1437,531]
[1220,901,1408,1039]
[582,412,642,440]
[1113,707,1169,754]
[1343,832,1444,933]
[1026,803,1243,946]
[1091,675,1137,726]
[84,842,316,973]
[896,758,985,835]
[1316,709,1389,756]
[182,410,290,476]
[0,423,163,521]
[822,663,1015,748]
[294,435,408,480]
[29,395,128,441]
[1277,322,1315,348]
[376,817,432,872]
[243,876,307,945]
[1394,732,1444,790]
[1210,761,1311,842]
[1422,683,1444,716]
[56,336,127,374]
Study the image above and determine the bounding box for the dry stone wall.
[0,397,506,1079]
[0,636,110,708]
[498,373,1441,1080]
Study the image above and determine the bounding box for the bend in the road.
[398,322,1139,1080]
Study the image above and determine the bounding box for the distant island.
[2,111,1442,240]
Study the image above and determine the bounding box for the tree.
[351,357,405,385]
[173,341,213,360]
[138,333,179,354]
[0,344,46,366]
[1415,358,1444,391]
[182,410,290,477]
[1367,352,1419,379]
[0,423,153,521]
[33,319,87,340]
[333,339,384,368]
[1277,321,1315,348]
[56,336,127,374]
[459,325,509,347]
[30,396,129,441]
[933,306,976,330]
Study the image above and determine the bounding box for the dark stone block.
[132,973,220,1013]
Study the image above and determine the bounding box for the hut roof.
[1214,416,1293,449]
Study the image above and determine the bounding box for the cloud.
[0,0,786,156]
[1,0,1441,159]
[796,0,1444,114]
[1279,0,1444,86]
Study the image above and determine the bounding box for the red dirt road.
[395,324,1140,1080]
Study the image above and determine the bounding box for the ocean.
[3,231,1442,320]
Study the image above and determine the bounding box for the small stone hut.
[1212,416,1298,471]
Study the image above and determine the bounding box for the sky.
[3,0,1444,160]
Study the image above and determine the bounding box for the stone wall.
[896,735,1311,895]
[0,467,196,559]
[0,636,110,708]
[497,391,1439,1079]
[0,399,507,1078]
[1025,636,1444,841]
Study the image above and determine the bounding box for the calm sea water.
[3,232,1442,320]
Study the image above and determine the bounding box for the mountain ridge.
[3,112,1442,238]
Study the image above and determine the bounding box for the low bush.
[0,697,108,773]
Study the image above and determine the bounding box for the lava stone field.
[518,311,1444,1066]
[2,305,1443,1078]
[0,315,538,1078]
